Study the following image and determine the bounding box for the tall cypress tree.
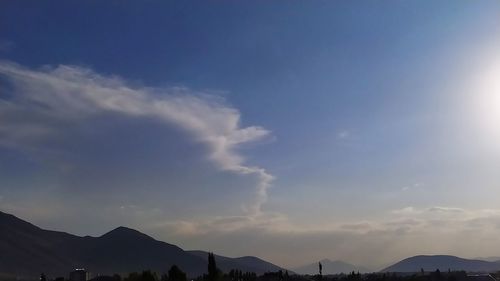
[207,252,219,281]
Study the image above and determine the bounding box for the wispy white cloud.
[427,206,464,213]
[391,206,417,215]
[0,61,273,215]
[154,212,291,236]
[390,206,500,227]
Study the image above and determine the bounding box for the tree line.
[37,254,487,281]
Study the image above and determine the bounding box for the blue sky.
[1,1,500,269]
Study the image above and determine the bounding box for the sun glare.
[470,59,500,148]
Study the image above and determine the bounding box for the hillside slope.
[0,211,286,279]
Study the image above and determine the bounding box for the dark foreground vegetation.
[7,254,499,281]
[35,270,476,281]
[115,270,494,281]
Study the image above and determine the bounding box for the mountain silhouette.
[382,255,500,272]
[0,211,286,279]
[188,251,287,274]
[293,259,370,275]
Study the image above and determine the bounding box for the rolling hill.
[188,251,286,275]
[381,255,500,273]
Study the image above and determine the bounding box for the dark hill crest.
[0,210,288,278]
[101,226,154,241]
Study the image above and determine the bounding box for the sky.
[1,0,500,270]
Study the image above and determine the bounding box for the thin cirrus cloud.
[146,205,500,269]
[0,60,273,216]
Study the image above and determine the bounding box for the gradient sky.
[1,0,500,270]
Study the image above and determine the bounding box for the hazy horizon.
[1,1,500,270]
[5,208,500,272]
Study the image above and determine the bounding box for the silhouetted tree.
[434,269,442,280]
[228,269,249,281]
[142,271,158,281]
[40,273,47,281]
[168,265,187,281]
[161,274,168,281]
[125,271,157,281]
[346,271,361,281]
[124,272,140,281]
[207,252,221,281]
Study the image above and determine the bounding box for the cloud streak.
[148,206,500,269]
[0,61,273,215]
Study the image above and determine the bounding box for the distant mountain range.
[293,259,371,275]
[0,211,286,279]
[382,255,500,273]
[4,211,500,279]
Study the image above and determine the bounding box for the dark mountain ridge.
[0,211,286,279]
